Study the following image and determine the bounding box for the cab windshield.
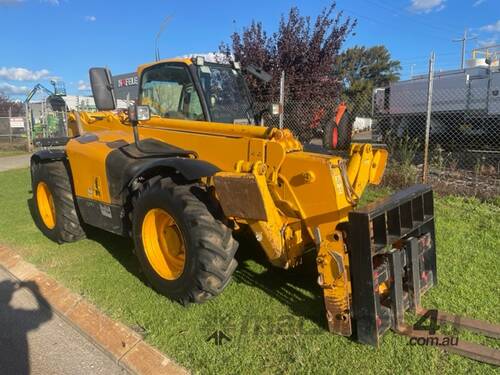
[140,64,204,121]
[196,63,255,125]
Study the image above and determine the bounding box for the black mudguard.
[30,149,68,181]
[31,149,67,163]
[106,141,220,205]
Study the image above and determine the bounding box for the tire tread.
[132,177,238,305]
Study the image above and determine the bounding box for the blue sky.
[0,0,499,97]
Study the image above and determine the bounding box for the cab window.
[140,64,204,121]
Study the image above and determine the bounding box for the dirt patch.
[0,140,29,154]
[427,168,499,201]
[381,163,499,201]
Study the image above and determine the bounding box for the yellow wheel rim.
[36,181,56,230]
[141,208,186,280]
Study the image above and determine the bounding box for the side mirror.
[128,104,151,123]
[89,67,116,111]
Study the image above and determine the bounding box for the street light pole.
[155,16,172,62]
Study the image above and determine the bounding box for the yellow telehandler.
[30,57,499,364]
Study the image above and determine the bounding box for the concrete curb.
[0,244,189,375]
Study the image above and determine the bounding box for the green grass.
[0,168,498,375]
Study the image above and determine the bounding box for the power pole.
[453,29,476,69]
[410,64,416,78]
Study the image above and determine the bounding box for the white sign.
[117,76,138,88]
[9,117,25,129]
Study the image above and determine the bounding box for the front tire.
[132,176,238,305]
[31,159,85,243]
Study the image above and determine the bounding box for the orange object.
[331,102,347,148]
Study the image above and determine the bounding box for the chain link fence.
[257,66,499,199]
[0,111,30,154]
[1,62,498,198]
[372,82,499,198]
[0,99,70,155]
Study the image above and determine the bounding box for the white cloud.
[480,20,500,33]
[473,0,486,6]
[84,15,96,22]
[0,67,50,81]
[0,82,30,95]
[41,0,60,5]
[478,37,498,47]
[78,80,91,91]
[409,0,445,13]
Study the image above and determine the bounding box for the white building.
[63,95,130,111]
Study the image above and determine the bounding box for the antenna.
[155,16,173,61]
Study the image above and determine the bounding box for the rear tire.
[31,159,85,243]
[323,110,352,150]
[337,110,352,150]
[131,176,238,305]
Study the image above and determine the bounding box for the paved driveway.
[0,266,128,375]
[0,154,31,172]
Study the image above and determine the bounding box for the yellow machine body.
[66,81,387,335]
[32,58,496,364]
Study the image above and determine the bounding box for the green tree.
[334,45,401,116]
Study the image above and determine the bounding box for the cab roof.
[137,58,193,76]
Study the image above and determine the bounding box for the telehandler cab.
[30,57,500,364]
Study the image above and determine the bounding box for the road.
[0,154,31,172]
[0,266,128,375]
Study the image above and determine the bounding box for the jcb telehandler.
[30,57,500,364]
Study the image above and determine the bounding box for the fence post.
[279,70,285,129]
[25,102,33,153]
[422,52,435,183]
[8,106,13,144]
